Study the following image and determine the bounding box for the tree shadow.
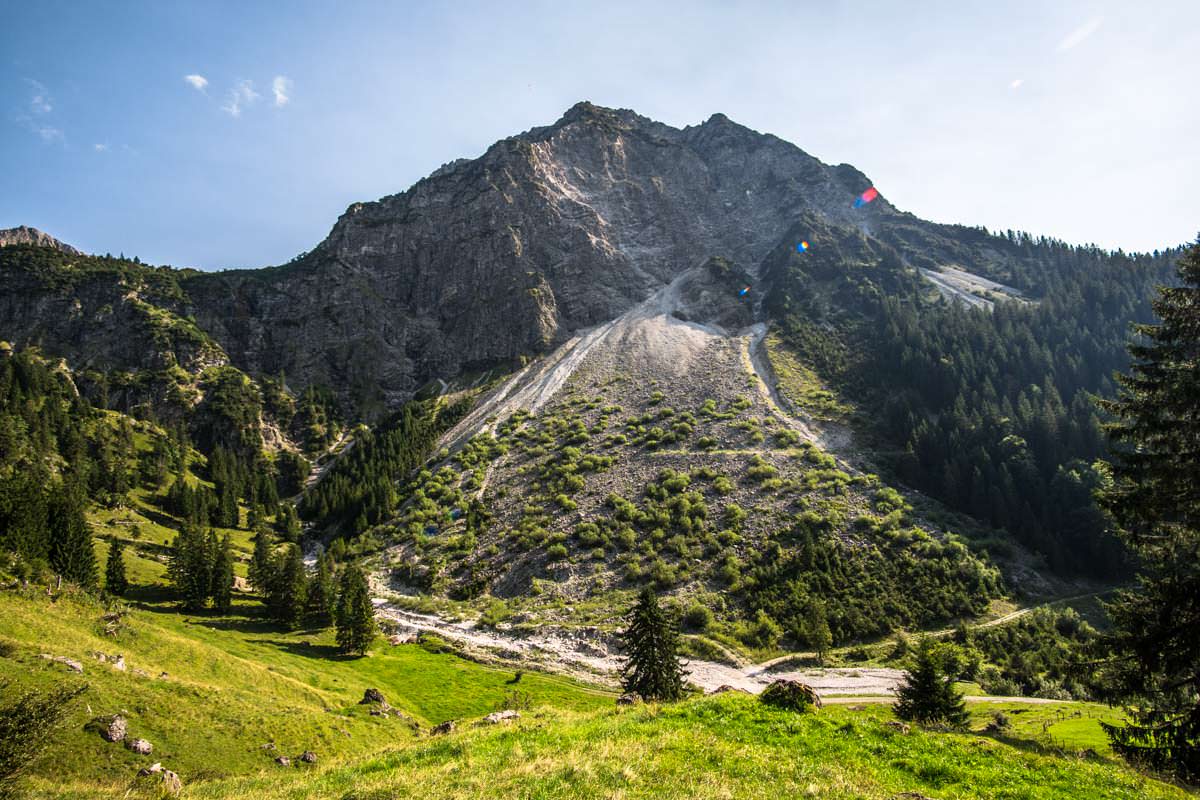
[256,638,361,661]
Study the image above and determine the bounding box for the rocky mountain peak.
[0,226,81,254]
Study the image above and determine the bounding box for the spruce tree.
[619,588,686,701]
[1094,238,1200,781]
[210,534,234,614]
[306,554,334,626]
[249,527,274,595]
[46,485,96,590]
[894,637,968,728]
[269,544,307,630]
[169,523,211,611]
[104,538,128,597]
[334,564,376,655]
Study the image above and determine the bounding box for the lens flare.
[738,286,750,297]
[853,187,879,208]
[797,241,809,253]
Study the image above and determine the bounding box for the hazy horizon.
[3,0,1197,269]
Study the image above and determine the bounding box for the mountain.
[0,225,80,254]
[0,102,1183,645]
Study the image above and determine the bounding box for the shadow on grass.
[972,729,1110,763]
[257,638,363,661]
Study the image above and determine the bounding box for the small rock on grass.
[481,710,520,725]
[126,738,153,755]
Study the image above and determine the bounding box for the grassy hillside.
[0,588,611,798]
[183,696,1189,800]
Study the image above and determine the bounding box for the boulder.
[126,738,153,755]
[137,762,163,776]
[160,770,182,795]
[275,756,291,767]
[39,653,84,673]
[360,688,387,705]
[111,655,127,672]
[884,720,911,735]
[616,693,642,706]
[758,679,821,712]
[708,685,750,695]
[98,715,127,742]
[431,720,456,735]
[482,710,520,725]
[299,751,317,763]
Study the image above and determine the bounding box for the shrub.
[737,609,782,649]
[546,544,569,561]
[682,603,713,632]
[0,683,87,799]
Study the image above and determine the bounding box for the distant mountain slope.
[0,225,80,254]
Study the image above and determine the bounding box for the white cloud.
[27,79,52,113]
[272,75,292,107]
[184,74,209,92]
[35,125,63,143]
[1057,17,1103,51]
[94,143,109,152]
[1009,79,1024,90]
[221,79,260,117]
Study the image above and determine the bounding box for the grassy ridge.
[183,696,1189,800]
[0,589,611,797]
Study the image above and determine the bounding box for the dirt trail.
[373,599,905,696]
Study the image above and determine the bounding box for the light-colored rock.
[98,715,126,742]
[126,738,153,755]
[482,710,520,724]
[160,769,182,795]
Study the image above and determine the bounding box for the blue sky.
[2,1,1197,269]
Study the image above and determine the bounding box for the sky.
[2,0,1197,269]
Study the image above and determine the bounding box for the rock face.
[0,226,80,254]
[0,102,1105,420]
[179,103,878,412]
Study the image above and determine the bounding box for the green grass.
[168,696,1190,800]
[0,587,612,797]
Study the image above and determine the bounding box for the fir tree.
[46,485,96,590]
[249,527,274,595]
[269,544,307,630]
[305,554,334,625]
[210,534,234,614]
[169,523,211,611]
[619,588,686,701]
[894,637,969,728]
[104,538,128,597]
[334,564,376,655]
[1094,238,1200,781]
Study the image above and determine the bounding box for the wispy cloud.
[184,74,209,92]
[1057,17,1103,51]
[94,143,109,152]
[1009,79,1024,90]
[221,79,260,117]
[27,79,52,113]
[272,75,292,107]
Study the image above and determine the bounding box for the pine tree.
[104,538,128,596]
[269,544,307,630]
[168,523,211,611]
[334,564,376,655]
[249,528,273,595]
[619,588,686,701]
[1094,238,1200,781]
[803,601,833,665]
[46,485,96,590]
[893,637,968,728]
[305,554,334,626]
[210,534,234,614]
